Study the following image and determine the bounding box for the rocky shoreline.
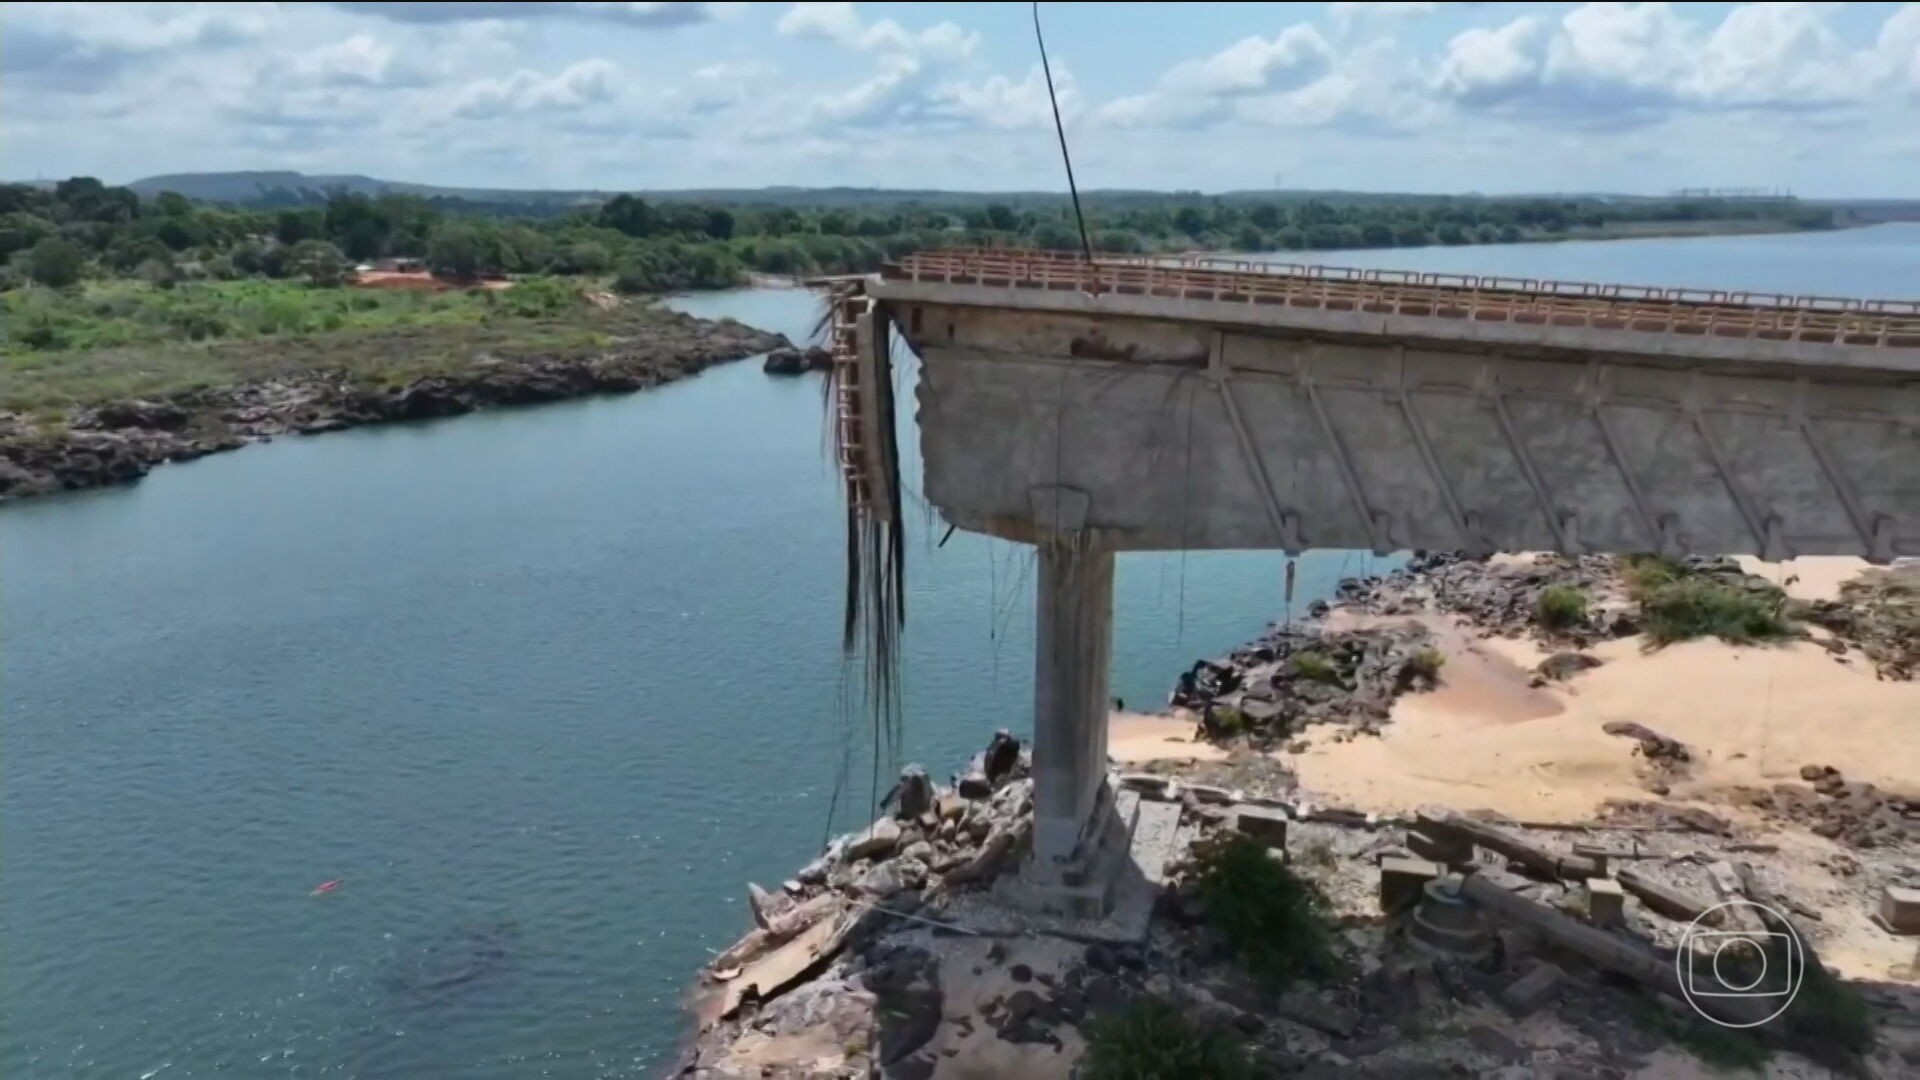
[678,552,1919,1078]
[0,310,788,501]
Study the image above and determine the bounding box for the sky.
[6,1,1919,196]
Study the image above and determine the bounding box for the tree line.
[1,176,1834,296]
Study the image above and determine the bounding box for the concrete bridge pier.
[993,539,1138,919]
[1030,542,1115,876]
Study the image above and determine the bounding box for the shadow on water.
[342,917,526,1077]
[380,917,523,1008]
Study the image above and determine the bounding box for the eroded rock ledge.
[0,312,788,501]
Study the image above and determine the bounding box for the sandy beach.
[1115,556,1918,823]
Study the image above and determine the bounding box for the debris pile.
[1735,765,1920,849]
[1801,563,1920,680]
[1169,623,1440,742]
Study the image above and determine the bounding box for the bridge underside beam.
[898,303,1917,562]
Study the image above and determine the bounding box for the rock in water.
[763,347,810,375]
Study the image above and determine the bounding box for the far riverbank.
[0,300,786,500]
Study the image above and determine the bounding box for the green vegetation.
[1190,834,1339,990]
[0,176,1842,414]
[7,278,491,354]
[1640,578,1790,645]
[1622,554,1686,599]
[1207,705,1251,737]
[2,177,1839,306]
[1081,998,1251,1080]
[1408,647,1447,681]
[1788,965,1876,1059]
[0,290,642,416]
[1629,997,1771,1072]
[1620,556,1793,646]
[1288,650,1340,684]
[1535,585,1592,631]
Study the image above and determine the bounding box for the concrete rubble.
[678,554,1918,1077]
[677,744,1919,1079]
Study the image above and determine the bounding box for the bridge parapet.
[881,249,1920,354]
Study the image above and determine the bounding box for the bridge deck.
[883,249,1920,350]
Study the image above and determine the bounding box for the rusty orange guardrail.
[882,249,1920,349]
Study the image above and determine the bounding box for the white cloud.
[1875,3,1920,93]
[451,59,626,119]
[776,3,985,132]
[1092,23,1347,130]
[1159,27,1334,97]
[776,2,978,60]
[290,34,430,88]
[330,2,728,26]
[3,2,273,87]
[4,0,1915,197]
[1328,2,1441,28]
[1430,17,1546,104]
[1432,2,1893,124]
[930,65,1079,131]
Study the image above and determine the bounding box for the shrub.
[498,276,578,318]
[1081,998,1251,1080]
[1790,966,1875,1060]
[14,307,68,349]
[1190,834,1338,990]
[25,237,84,287]
[286,239,348,286]
[1408,647,1446,681]
[1535,585,1591,630]
[1205,706,1250,738]
[1621,554,1683,599]
[1288,651,1339,684]
[1640,578,1789,645]
[1629,997,1770,1072]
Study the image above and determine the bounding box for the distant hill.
[126,170,612,207]
[116,171,1920,217]
[122,171,1637,210]
[123,170,1179,208]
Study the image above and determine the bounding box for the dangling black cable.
[1032,1,1094,264]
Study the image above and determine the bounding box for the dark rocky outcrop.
[762,345,831,375]
[1169,621,1441,743]
[0,313,789,501]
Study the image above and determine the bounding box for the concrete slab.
[946,793,1181,945]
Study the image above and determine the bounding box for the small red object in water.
[312,879,342,895]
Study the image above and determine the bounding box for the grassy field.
[0,278,630,416]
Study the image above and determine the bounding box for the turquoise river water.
[4,225,1915,1078]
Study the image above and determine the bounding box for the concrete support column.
[1031,543,1115,873]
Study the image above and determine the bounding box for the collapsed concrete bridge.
[828,248,1920,918]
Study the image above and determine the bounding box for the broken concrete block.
[1186,783,1233,805]
[1234,805,1289,850]
[1878,885,1920,935]
[1570,843,1611,878]
[847,818,901,860]
[747,882,782,929]
[1587,877,1625,928]
[1499,961,1564,1017]
[1407,827,1473,866]
[1118,773,1172,798]
[1379,856,1442,915]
